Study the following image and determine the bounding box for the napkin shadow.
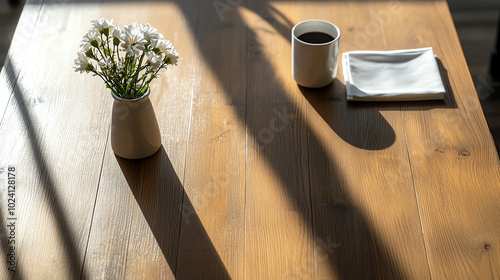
[301,79,396,150]
[116,146,231,279]
[436,57,457,108]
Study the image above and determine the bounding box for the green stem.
[95,43,106,62]
[132,52,146,84]
[138,73,149,92]
[93,71,114,92]
[99,34,107,58]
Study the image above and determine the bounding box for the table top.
[1,0,500,279]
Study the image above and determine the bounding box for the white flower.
[120,24,147,56]
[80,41,91,52]
[73,52,92,73]
[146,51,165,71]
[91,18,114,34]
[122,22,140,34]
[140,23,163,42]
[75,19,179,97]
[150,38,172,54]
[81,29,101,49]
[166,48,179,65]
[111,27,122,46]
[112,27,121,38]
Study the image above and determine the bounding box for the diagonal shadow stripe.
[116,147,231,279]
[173,0,410,278]
[4,57,89,280]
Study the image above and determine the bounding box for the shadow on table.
[116,146,230,280]
[299,58,459,277]
[301,79,396,150]
[436,58,457,106]
[302,58,456,150]
[174,0,413,278]
[2,57,86,279]
[0,0,469,279]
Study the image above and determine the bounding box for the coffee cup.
[292,20,340,88]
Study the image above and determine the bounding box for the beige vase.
[110,88,162,159]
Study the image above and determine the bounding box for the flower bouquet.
[73,18,178,99]
[74,18,178,159]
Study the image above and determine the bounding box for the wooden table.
[1,0,500,279]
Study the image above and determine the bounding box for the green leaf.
[91,40,99,48]
[125,83,132,97]
[147,74,157,83]
[113,37,120,46]
[85,49,96,59]
[103,27,109,37]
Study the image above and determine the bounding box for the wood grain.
[381,1,500,279]
[0,0,42,129]
[175,0,246,278]
[241,1,317,278]
[83,2,195,279]
[0,1,105,279]
[0,0,499,279]
[297,1,431,279]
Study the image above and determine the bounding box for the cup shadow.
[116,146,231,279]
[301,79,396,150]
[304,58,458,148]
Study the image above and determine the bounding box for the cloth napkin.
[342,47,446,101]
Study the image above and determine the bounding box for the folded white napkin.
[342,47,446,101]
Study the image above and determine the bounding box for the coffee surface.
[297,32,334,44]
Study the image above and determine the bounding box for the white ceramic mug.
[292,20,340,88]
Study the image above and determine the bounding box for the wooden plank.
[0,2,106,279]
[0,0,43,128]
[174,0,246,278]
[381,1,500,278]
[0,11,43,279]
[0,0,498,279]
[82,2,196,279]
[297,1,431,279]
[241,1,318,278]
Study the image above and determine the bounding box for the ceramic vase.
[110,88,161,159]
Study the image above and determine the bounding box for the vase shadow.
[116,146,231,279]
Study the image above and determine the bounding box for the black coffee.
[298,32,335,44]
